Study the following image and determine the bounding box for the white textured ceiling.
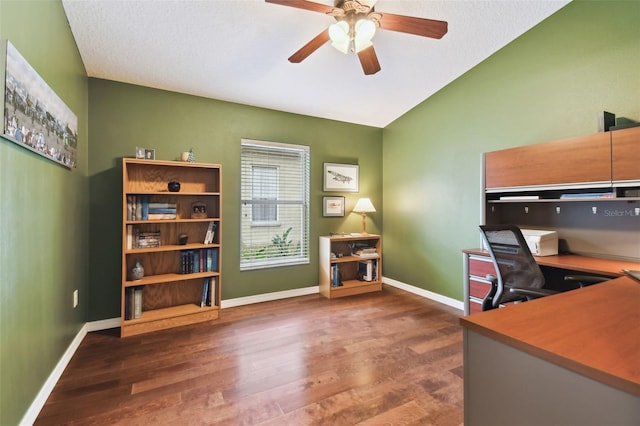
[62,0,570,128]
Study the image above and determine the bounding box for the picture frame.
[144,149,155,160]
[323,162,359,192]
[135,146,145,159]
[323,196,345,217]
[2,40,78,169]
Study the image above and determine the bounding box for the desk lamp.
[353,198,376,234]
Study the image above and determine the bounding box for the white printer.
[521,229,558,256]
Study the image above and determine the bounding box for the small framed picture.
[135,146,145,159]
[323,162,359,192]
[144,149,155,160]
[323,196,345,217]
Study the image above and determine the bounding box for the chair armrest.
[564,275,610,287]
[509,287,557,299]
[482,274,499,311]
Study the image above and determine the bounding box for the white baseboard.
[20,323,88,426]
[221,286,319,308]
[86,317,121,332]
[382,276,464,311]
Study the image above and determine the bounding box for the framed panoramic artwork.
[2,40,78,168]
[323,196,345,217]
[323,162,359,192]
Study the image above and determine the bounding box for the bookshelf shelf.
[121,159,222,337]
[124,271,220,287]
[319,234,382,299]
[123,303,219,325]
[126,242,221,254]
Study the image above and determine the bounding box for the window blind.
[240,139,310,270]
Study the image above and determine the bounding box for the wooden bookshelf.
[121,159,222,337]
[319,234,382,299]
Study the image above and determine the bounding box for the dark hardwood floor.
[35,285,464,425]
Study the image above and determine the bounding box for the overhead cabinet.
[612,126,640,183]
[485,126,640,190]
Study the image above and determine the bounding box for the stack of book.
[352,247,377,258]
[126,226,161,249]
[148,202,177,220]
[136,231,161,248]
[127,196,178,220]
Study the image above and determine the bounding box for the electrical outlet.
[73,290,79,308]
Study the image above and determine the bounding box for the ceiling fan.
[265,0,448,75]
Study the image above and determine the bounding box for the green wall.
[88,80,383,320]
[0,1,89,425]
[382,0,640,300]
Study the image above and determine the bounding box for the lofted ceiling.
[62,0,570,128]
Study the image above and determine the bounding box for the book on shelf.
[126,225,133,250]
[141,196,149,220]
[124,286,143,320]
[201,278,209,307]
[180,248,218,274]
[148,208,177,215]
[147,213,177,220]
[148,202,176,210]
[204,221,217,244]
[133,287,143,319]
[127,195,134,221]
[330,263,342,287]
[200,277,215,307]
[352,247,377,258]
[358,259,377,282]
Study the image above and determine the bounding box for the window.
[251,165,278,224]
[240,139,310,270]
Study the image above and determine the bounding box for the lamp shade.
[353,198,376,213]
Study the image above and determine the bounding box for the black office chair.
[478,225,609,311]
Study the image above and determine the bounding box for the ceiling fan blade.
[288,29,330,63]
[377,13,448,39]
[265,0,335,14]
[357,45,381,75]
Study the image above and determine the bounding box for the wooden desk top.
[462,249,640,277]
[460,276,640,396]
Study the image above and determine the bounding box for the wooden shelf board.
[488,197,640,204]
[332,254,379,263]
[125,191,220,196]
[125,271,219,287]
[126,243,220,254]
[123,303,219,325]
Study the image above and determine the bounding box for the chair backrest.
[479,224,545,309]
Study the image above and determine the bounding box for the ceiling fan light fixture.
[355,18,375,41]
[354,19,375,52]
[329,21,350,53]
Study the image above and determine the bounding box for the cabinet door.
[485,133,611,189]
[612,127,640,182]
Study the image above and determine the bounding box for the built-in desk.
[462,248,640,314]
[459,276,640,425]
